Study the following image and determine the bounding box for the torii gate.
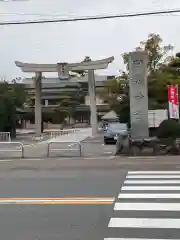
[15,57,114,139]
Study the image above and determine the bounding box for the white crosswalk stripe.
[105,171,180,240]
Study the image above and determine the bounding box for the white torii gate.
[15,57,114,139]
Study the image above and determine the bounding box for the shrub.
[157,119,180,139]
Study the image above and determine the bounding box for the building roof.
[24,104,110,113]
[22,75,108,89]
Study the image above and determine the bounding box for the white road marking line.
[127,175,180,179]
[121,186,180,191]
[118,193,180,199]
[0,160,12,162]
[22,159,43,161]
[0,156,116,161]
[0,198,114,203]
[114,202,180,211]
[124,180,180,184]
[128,156,156,159]
[1,158,44,161]
[128,171,180,174]
[108,218,180,228]
[83,156,115,160]
[105,239,178,240]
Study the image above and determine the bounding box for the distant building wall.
[22,75,110,108]
[85,95,105,105]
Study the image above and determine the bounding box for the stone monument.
[129,51,149,138]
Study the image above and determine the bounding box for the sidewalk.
[39,128,93,144]
[16,129,35,135]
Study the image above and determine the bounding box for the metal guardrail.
[0,142,24,158]
[50,129,80,139]
[0,132,11,142]
[47,140,82,157]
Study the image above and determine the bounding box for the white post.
[45,100,48,106]
[88,70,98,137]
[176,84,180,120]
[35,72,42,139]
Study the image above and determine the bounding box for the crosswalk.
[105,171,180,240]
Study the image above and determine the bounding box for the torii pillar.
[34,72,42,139]
[15,56,114,138]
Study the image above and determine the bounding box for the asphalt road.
[1,156,180,239]
[106,169,180,239]
[0,205,112,240]
[0,156,125,240]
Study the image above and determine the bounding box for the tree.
[163,52,180,77]
[0,92,16,135]
[100,33,175,124]
[7,80,27,108]
[54,84,85,124]
[122,33,173,73]
[0,80,26,137]
[145,49,180,111]
[97,77,130,122]
[140,34,173,73]
[157,119,180,139]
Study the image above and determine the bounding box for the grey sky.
[0,0,180,80]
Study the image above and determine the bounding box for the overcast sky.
[0,0,180,80]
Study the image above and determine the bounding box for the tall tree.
[54,83,85,124]
[0,81,26,137]
[97,77,130,122]
[164,52,180,77]
[100,33,175,124]
[122,33,173,73]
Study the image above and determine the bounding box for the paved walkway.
[16,129,35,135]
[40,128,93,144]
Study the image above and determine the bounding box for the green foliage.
[0,81,26,137]
[122,33,173,73]
[116,98,130,125]
[54,84,85,122]
[157,119,180,139]
[147,71,177,109]
[99,33,177,124]
[163,52,180,77]
[122,53,129,71]
[0,92,16,136]
[140,34,173,72]
[97,77,128,121]
[8,82,27,108]
[52,110,67,124]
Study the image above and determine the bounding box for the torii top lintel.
[15,57,114,73]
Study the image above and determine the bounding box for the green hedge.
[157,119,180,139]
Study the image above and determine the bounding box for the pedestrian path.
[105,170,180,240]
[60,128,92,142]
[37,128,92,145]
